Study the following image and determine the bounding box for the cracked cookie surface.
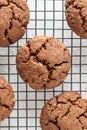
[40,92,87,130]
[0,0,29,47]
[16,36,71,90]
[65,0,87,38]
[0,76,15,122]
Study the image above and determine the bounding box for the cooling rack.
[0,0,87,130]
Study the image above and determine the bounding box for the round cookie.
[0,0,29,47]
[16,36,71,90]
[65,0,87,38]
[0,76,15,122]
[40,92,87,130]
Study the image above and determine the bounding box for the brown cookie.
[0,0,29,47]
[0,76,15,122]
[40,92,87,130]
[65,0,87,38]
[16,36,71,90]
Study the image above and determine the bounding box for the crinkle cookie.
[0,76,15,122]
[0,0,29,46]
[40,91,87,130]
[16,36,71,90]
[65,0,87,38]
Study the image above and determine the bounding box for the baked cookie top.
[0,76,15,122]
[16,36,71,90]
[0,0,29,46]
[65,0,87,38]
[40,91,87,130]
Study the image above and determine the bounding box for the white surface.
[0,0,87,130]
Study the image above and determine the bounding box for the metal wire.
[0,0,87,130]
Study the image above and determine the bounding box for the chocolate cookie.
[0,0,29,47]
[65,0,87,38]
[16,36,71,90]
[40,92,87,130]
[0,76,15,122]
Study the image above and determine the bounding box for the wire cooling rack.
[0,0,87,130]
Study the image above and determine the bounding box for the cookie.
[0,76,15,122]
[65,0,87,38]
[0,0,29,47]
[40,92,87,130]
[16,36,71,90]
